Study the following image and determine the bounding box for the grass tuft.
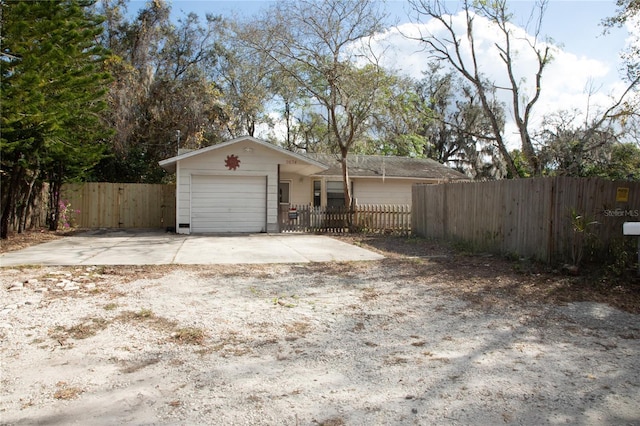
[171,327,207,345]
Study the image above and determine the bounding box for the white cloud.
[255,111,289,142]
[625,15,640,53]
[367,11,627,149]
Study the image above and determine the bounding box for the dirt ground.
[2,229,639,314]
[1,231,639,425]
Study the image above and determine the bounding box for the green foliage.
[1,0,111,235]
[418,66,507,179]
[569,209,599,267]
[365,73,432,158]
[373,134,428,158]
[507,150,532,179]
[95,0,227,183]
[582,143,640,181]
[410,0,549,178]
[89,145,171,183]
[537,107,640,180]
[603,0,640,81]
[604,238,637,276]
[241,0,390,208]
[603,0,640,28]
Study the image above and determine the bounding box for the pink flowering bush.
[58,200,80,230]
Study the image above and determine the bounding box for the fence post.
[547,177,557,263]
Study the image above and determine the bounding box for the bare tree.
[241,0,389,209]
[538,78,640,176]
[96,0,227,182]
[414,63,508,179]
[216,22,278,138]
[603,0,640,82]
[408,0,551,177]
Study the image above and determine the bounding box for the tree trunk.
[340,147,351,211]
[1,192,13,240]
[48,178,62,232]
[19,166,40,233]
[1,165,24,239]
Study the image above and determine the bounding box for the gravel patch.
[1,263,639,425]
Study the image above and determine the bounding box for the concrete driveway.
[0,230,384,266]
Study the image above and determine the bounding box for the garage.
[191,175,266,233]
[159,136,328,234]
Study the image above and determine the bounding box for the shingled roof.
[303,153,468,181]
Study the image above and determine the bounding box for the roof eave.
[158,136,328,174]
[310,173,466,181]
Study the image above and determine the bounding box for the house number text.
[286,160,297,164]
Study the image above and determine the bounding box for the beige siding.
[353,178,422,206]
[176,140,285,233]
[281,173,313,205]
[286,177,429,208]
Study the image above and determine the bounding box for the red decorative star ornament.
[225,154,241,170]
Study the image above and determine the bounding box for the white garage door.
[191,175,266,233]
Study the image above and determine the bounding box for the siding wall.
[280,173,313,205]
[282,177,428,208]
[353,178,417,206]
[177,140,283,233]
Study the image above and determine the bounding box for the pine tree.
[1,0,111,237]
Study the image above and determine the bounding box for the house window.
[279,181,290,204]
[326,181,344,207]
[313,180,321,207]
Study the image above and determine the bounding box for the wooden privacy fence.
[412,177,640,263]
[61,182,176,229]
[280,204,411,234]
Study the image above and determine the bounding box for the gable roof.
[158,136,467,181]
[304,153,468,181]
[158,136,328,174]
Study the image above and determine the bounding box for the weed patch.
[171,327,207,345]
[212,331,252,356]
[316,416,346,426]
[115,309,177,332]
[284,321,311,337]
[53,382,84,400]
[49,317,108,343]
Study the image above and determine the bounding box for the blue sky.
[133,1,628,66]
[127,1,631,89]
[126,1,636,144]
[126,1,629,75]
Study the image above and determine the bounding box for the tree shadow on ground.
[343,234,640,315]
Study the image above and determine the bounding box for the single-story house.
[158,136,466,234]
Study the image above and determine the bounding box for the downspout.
[277,164,281,233]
